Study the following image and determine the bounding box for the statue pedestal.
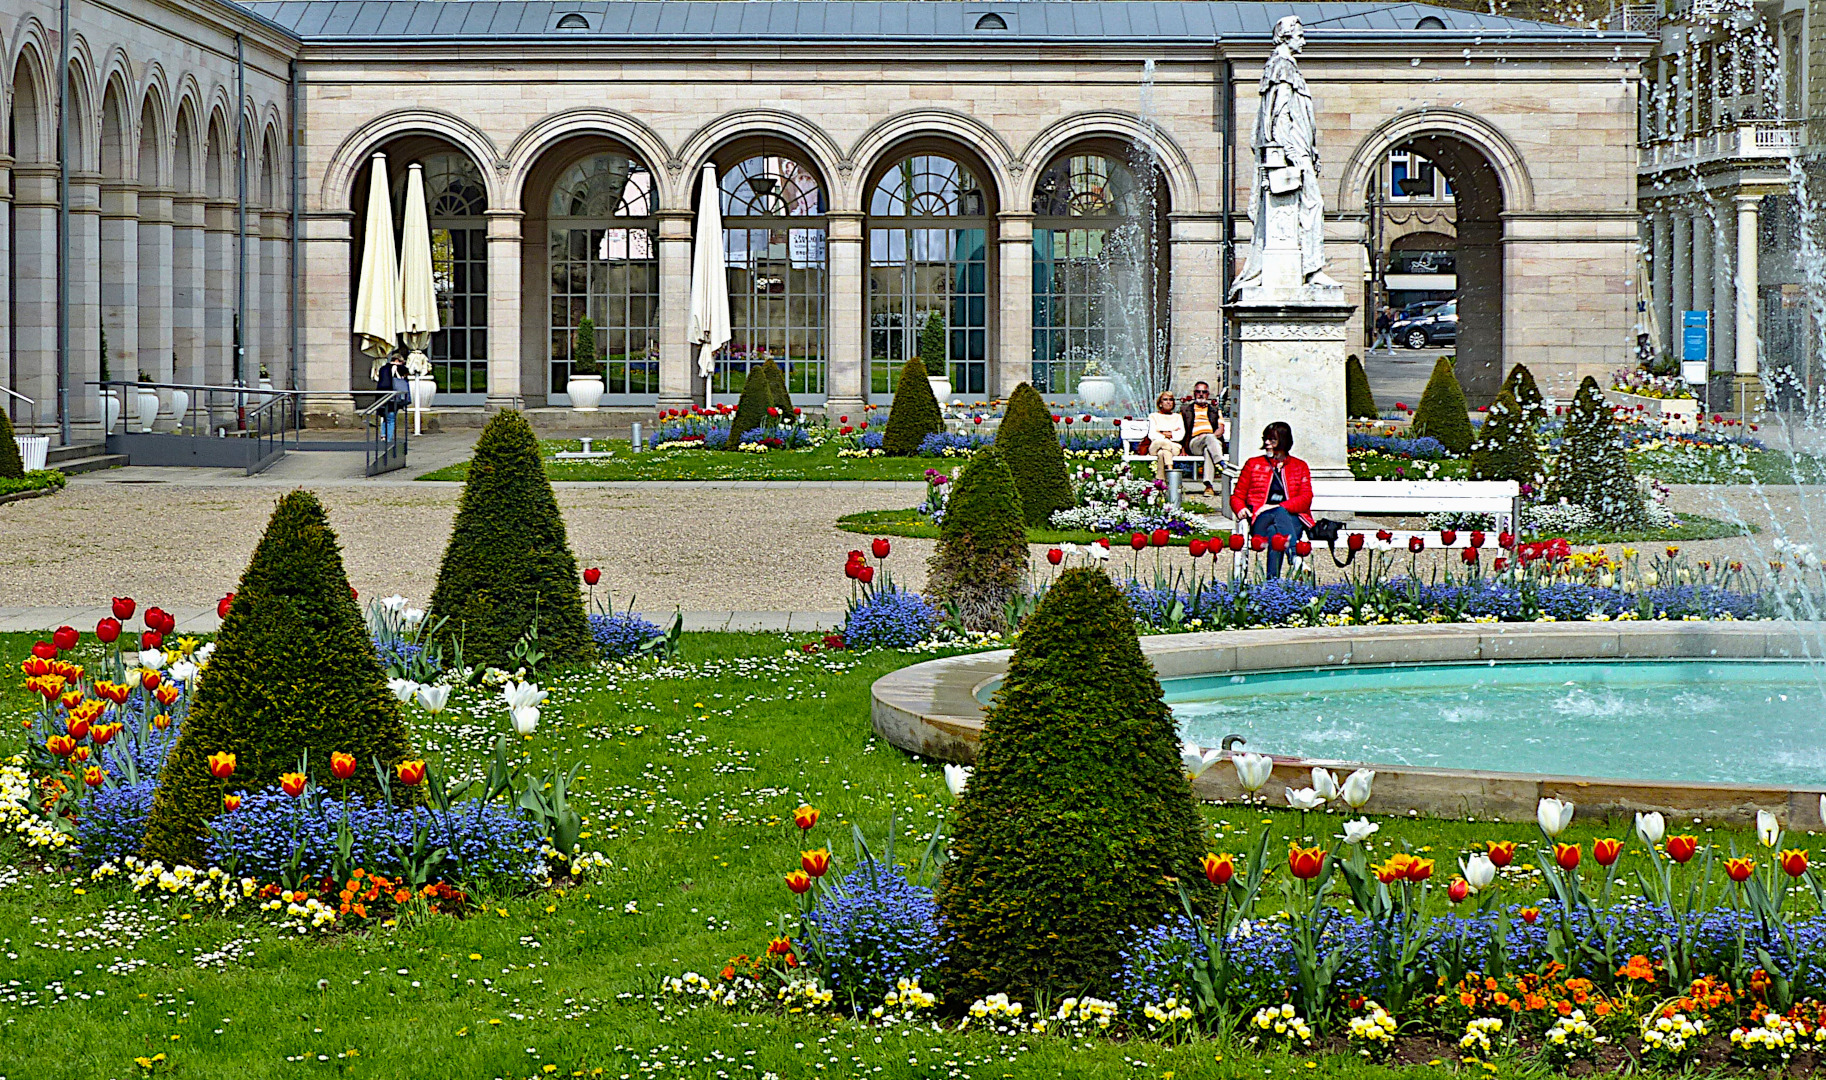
[1228,278,1356,480]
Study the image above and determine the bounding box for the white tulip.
[1085,544,1109,563]
[1285,787,1326,811]
[416,683,451,714]
[1341,769,1376,809]
[1820,794,1826,830]
[402,607,426,626]
[1599,572,1614,589]
[1758,809,1781,849]
[1537,797,1575,838]
[168,660,197,685]
[1635,811,1665,846]
[381,594,409,612]
[1463,853,1497,891]
[1232,752,1274,793]
[195,642,215,665]
[1642,570,1659,588]
[1311,768,1339,802]
[387,678,419,703]
[501,681,547,710]
[1181,741,1224,779]
[1339,818,1379,845]
[511,705,540,736]
[944,763,972,797]
[138,649,166,670]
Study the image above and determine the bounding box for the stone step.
[58,453,131,475]
[45,441,107,464]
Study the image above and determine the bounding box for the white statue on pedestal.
[1232,15,1339,294]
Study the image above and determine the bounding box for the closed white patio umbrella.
[352,152,402,363]
[398,161,442,433]
[686,164,731,400]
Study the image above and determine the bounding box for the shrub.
[805,863,944,1007]
[843,588,939,649]
[937,568,1209,1001]
[764,356,795,415]
[570,317,603,377]
[1345,353,1378,419]
[1546,376,1645,524]
[725,358,792,450]
[995,382,1075,526]
[924,446,1026,632]
[0,409,23,480]
[588,611,662,659]
[883,358,944,456]
[1467,389,1545,486]
[140,491,418,865]
[1499,363,1547,425]
[916,310,948,378]
[427,410,594,668]
[1408,356,1473,455]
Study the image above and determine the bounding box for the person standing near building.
[1180,381,1227,496]
[1374,305,1394,351]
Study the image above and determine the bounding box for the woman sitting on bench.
[1230,421,1314,579]
[1146,391,1185,481]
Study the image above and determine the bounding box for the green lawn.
[417,439,942,482]
[839,502,1222,546]
[0,628,1792,1078]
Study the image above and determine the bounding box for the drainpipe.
[56,0,70,444]
[1219,47,1236,399]
[288,58,300,398]
[235,34,247,386]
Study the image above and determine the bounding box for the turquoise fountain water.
[1167,660,1823,786]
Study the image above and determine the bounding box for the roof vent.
[556,12,591,30]
[974,12,1009,31]
[1414,15,1447,29]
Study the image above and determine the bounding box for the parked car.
[1391,299,1457,348]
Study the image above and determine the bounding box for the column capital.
[484,209,524,240]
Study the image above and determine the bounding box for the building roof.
[238,0,1631,44]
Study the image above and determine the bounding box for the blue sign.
[1681,310,1709,363]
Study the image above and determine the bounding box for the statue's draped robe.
[1235,47,1326,289]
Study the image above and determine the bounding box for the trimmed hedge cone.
[140,490,417,865]
[883,357,944,456]
[0,409,24,480]
[924,445,1026,632]
[427,410,594,668]
[725,357,793,449]
[1467,389,1544,486]
[1498,362,1547,426]
[938,568,1209,1002]
[1547,375,1644,524]
[1345,353,1378,420]
[1407,356,1473,456]
[994,382,1074,527]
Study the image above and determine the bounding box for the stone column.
[262,209,289,388]
[1732,193,1763,413]
[100,180,141,423]
[138,188,176,425]
[172,195,207,391]
[240,210,261,386]
[68,172,104,436]
[204,198,236,423]
[994,210,1034,400]
[656,209,695,408]
[1168,213,1226,396]
[1670,210,1692,332]
[482,209,523,411]
[825,210,866,413]
[1650,210,1672,358]
[1691,207,1713,370]
[12,165,58,433]
[0,155,12,428]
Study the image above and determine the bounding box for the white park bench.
[1119,417,1215,483]
[1222,478,1522,572]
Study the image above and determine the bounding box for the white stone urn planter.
[257,377,277,405]
[1077,374,1118,409]
[165,389,191,431]
[101,391,122,435]
[408,374,436,412]
[566,374,605,411]
[926,376,952,404]
[135,388,161,432]
[1604,388,1699,435]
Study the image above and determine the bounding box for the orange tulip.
[1554,843,1581,871]
[58,690,83,710]
[66,716,91,742]
[223,793,242,812]
[766,935,794,957]
[800,849,831,878]
[83,766,104,788]
[330,752,357,780]
[1521,906,1540,925]
[207,752,236,779]
[1203,853,1236,886]
[1405,857,1435,883]
[151,713,172,731]
[154,684,180,706]
[1288,843,1325,880]
[1725,857,1755,883]
[1593,838,1623,867]
[280,772,308,798]
[784,870,813,894]
[1780,849,1810,878]
[1374,852,1416,885]
[396,760,426,786]
[793,805,819,830]
[1666,835,1699,863]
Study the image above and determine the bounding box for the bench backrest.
[1308,479,1519,513]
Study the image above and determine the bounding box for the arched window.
[715,154,828,401]
[396,153,489,400]
[867,154,990,399]
[1030,151,1163,395]
[547,152,659,400]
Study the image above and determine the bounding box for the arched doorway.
[8,51,53,428]
[708,147,828,404]
[865,147,994,401]
[1029,144,1168,398]
[1384,230,1456,319]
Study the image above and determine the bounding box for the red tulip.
[1461,548,1479,565]
[53,626,79,652]
[141,630,163,651]
[46,735,76,757]
[1521,906,1540,925]
[1498,531,1516,550]
[1593,838,1622,867]
[785,870,813,895]
[331,752,357,780]
[1469,531,1486,549]
[1187,539,1208,558]
[1486,841,1516,867]
[1440,530,1457,546]
[1097,538,1110,550]
[1288,844,1325,880]
[280,772,308,798]
[1408,536,1425,553]
[217,593,235,618]
[395,759,427,786]
[1554,843,1581,871]
[350,586,359,601]
[872,538,891,559]
[112,597,136,620]
[1666,835,1699,863]
[801,849,832,878]
[1203,853,1235,886]
[793,805,820,830]
[1270,533,1288,553]
[1250,535,1267,552]
[141,670,161,691]
[1295,540,1312,557]
[1447,878,1470,904]
[1726,856,1754,882]
[583,568,602,586]
[144,607,165,631]
[1493,557,1509,573]
[1347,533,1365,551]
[83,766,105,788]
[158,610,176,634]
[1150,529,1170,548]
[96,617,121,643]
[208,752,236,779]
[222,793,242,812]
[1780,849,1809,878]
[30,641,56,660]
[1227,532,1245,551]
[1046,548,1064,566]
[857,566,875,585]
[67,716,91,742]
[1129,532,1148,551]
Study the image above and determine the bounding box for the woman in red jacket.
[1229,421,1314,578]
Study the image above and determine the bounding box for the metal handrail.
[361,388,409,476]
[1,386,38,433]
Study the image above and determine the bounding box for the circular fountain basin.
[871,622,1826,825]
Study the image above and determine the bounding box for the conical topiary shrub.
[995,382,1073,527]
[937,568,1209,1002]
[1467,389,1544,486]
[140,490,417,864]
[570,317,603,377]
[764,356,795,418]
[1499,363,1547,425]
[1345,353,1378,419]
[883,357,943,456]
[1546,376,1643,524]
[925,445,1026,631]
[725,358,789,450]
[1408,355,1473,455]
[0,409,24,480]
[427,410,594,668]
